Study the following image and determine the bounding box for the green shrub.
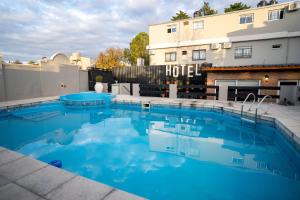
[95,75,103,82]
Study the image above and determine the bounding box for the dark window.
[165,52,176,62]
[235,47,252,59]
[268,10,284,21]
[182,51,187,55]
[280,82,297,86]
[192,50,206,61]
[240,14,253,24]
[272,44,282,49]
[167,28,171,33]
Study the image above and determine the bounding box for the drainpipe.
[285,37,290,64]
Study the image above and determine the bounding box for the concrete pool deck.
[0,95,300,199]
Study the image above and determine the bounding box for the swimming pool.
[0,101,299,199]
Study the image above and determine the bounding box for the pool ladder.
[241,93,273,126]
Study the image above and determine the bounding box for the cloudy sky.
[0,0,290,61]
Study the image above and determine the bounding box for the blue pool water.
[0,102,300,199]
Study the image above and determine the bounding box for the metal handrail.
[242,93,256,112]
[256,95,273,115]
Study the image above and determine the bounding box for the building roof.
[149,1,293,26]
[201,65,300,72]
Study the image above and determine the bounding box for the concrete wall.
[150,38,300,66]
[149,2,300,45]
[79,70,89,91]
[0,62,6,101]
[0,64,89,102]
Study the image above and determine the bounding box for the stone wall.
[206,70,300,99]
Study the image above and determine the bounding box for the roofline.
[148,1,295,27]
[202,65,300,72]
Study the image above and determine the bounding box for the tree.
[171,10,190,21]
[269,0,278,5]
[224,2,251,13]
[194,2,217,17]
[95,47,124,70]
[123,48,131,65]
[257,0,268,7]
[129,32,149,66]
[27,60,36,65]
[13,60,22,64]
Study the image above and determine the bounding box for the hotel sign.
[166,64,202,78]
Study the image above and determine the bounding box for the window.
[268,10,284,21]
[193,21,204,29]
[167,25,176,33]
[192,50,206,61]
[272,44,282,49]
[240,14,253,24]
[235,47,252,58]
[183,21,189,25]
[165,52,176,62]
[182,51,187,55]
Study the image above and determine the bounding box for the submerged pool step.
[241,117,255,124]
[12,111,60,122]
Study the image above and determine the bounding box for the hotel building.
[148,1,300,89]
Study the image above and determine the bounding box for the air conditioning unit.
[211,43,220,50]
[149,50,155,55]
[288,1,300,11]
[222,42,232,49]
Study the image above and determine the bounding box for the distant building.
[38,52,94,71]
[69,52,94,70]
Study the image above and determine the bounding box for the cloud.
[0,0,290,61]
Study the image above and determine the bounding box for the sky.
[0,0,290,61]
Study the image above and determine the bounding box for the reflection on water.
[0,103,300,200]
[149,118,298,180]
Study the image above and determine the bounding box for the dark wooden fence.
[228,86,280,101]
[177,85,219,99]
[89,66,281,101]
[112,65,167,85]
[88,68,114,91]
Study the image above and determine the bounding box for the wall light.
[264,74,269,81]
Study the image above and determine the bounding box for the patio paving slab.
[16,165,76,196]
[104,189,145,200]
[0,175,9,187]
[0,183,40,200]
[0,149,24,166]
[46,176,113,200]
[0,156,46,181]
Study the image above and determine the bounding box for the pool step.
[241,117,255,124]
[12,111,60,122]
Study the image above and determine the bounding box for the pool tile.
[0,156,46,181]
[16,165,75,196]
[0,150,24,166]
[104,190,145,200]
[46,176,113,200]
[0,183,40,200]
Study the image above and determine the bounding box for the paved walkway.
[0,147,144,200]
[0,96,59,108]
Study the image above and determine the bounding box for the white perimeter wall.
[0,63,89,102]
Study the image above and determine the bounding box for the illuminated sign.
[166,64,202,78]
